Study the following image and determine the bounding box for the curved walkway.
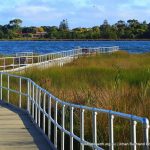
[0,101,53,150]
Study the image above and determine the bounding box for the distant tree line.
[0,18,150,40]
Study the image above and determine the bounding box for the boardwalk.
[0,47,149,150]
[0,101,53,150]
[0,46,119,72]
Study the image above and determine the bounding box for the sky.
[0,0,150,28]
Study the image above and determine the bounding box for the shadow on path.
[0,100,55,150]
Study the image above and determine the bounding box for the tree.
[9,19,22,27]
[127,19,139,28]
[47,26,59,39]
[137,21,148,38]
[22,27,37,34]
[0,18,150,40]
[100,20,112,39]
[115,20,126,38]
[124,20,139,38]
[144,23,150,38]
[36,27,45,32]
[103,19,109,26]
[59,19,69,31]
[92,26,100,39]
[0,30,4,39]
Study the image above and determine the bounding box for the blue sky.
[0,0,150,28]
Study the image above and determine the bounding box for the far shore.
[0,38,150,42]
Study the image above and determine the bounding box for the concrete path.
[0,101,53,150]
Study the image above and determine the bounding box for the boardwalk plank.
[0,101,54,150]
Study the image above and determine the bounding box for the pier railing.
[0,46,119,72]
[0,72,149,150]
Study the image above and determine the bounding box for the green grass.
[7,51,149,149]
[21,51,150,117]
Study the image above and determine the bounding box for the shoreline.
[0,39,150,42]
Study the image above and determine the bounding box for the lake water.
[0,41,150,55]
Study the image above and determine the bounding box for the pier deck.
[0,101,52,150]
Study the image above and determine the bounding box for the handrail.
[0,71,149,150]
[0,46,119,72]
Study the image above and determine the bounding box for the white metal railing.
[0,46,119,72]
[0,72,149,150]
[16,52,33,57]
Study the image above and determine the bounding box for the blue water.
[0,41,150,55]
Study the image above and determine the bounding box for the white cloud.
[0,0,150,27]
[16,5,51,15]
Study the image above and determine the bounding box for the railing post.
[64,52,65,57]
[38,90,41,127]
[70,106,74,150]
[48,96,52,139]
[50,54,52,60]
[38,56,39,64]
[61,104,65,150]
[143,119,149,150]
[92,111,97,150]
[0,73,3,100]
[27,80,30,113]
[35,87,38,123]
[32,56,33,65]
[130,120,137,150]
[19,57,20,68]
[109,114,114,150]
[19,78,22,108]
[43,93,46,133]
[32,84,35,119]
[30,81,32,113]
[80,108,85,150]
[13,57,15,70]
[26,56,28,65]
[46,55,47,61]
[50,54,51,60]
[40,56,41,63]
[54,101,58,148]
[3,58,5,71]
[7,75,10,103]
[41,55,42,62]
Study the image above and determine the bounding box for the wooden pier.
[0,101,53,150]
